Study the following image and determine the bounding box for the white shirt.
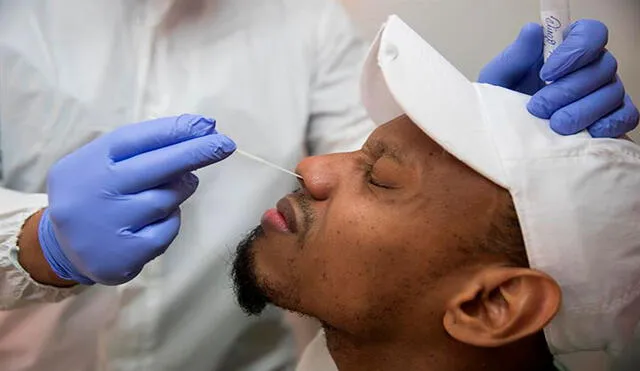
[0,1,373,370]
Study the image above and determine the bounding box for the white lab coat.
[0,0,373,370]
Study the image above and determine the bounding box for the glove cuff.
[38,208,94,285]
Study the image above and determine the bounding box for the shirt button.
[381,42,399,63]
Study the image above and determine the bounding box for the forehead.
[366,115,446,162]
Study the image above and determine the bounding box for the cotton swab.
[235,149,303,180]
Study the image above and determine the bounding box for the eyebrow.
[364,138,407,165]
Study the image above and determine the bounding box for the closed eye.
[364,162,392,189]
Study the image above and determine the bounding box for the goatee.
[231,226,270,315]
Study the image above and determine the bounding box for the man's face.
[233,115,513,339]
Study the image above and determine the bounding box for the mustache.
[291,188,315,239]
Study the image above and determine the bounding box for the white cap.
[361,15,640,356]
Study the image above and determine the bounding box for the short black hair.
[454,196,529,269]
[482,199,529,268]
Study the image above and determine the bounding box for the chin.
[252,262,305,314]
[232,225,305,316]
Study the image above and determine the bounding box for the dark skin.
[17,210,76,287]
[236,115,561,371]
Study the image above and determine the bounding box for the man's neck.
[323,326,554,371]
[324,326,464,371]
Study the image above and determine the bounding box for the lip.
[276,196,299,234]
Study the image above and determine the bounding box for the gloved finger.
[550,77,625,135]
[511,57,544,95]
[129,208,182,265]
[113,133,236,193]
[93,209,182,285]
[528,51,618,118]
[127,172,199,229]
[478,23,543,88]
[588,95,640,138]
[540,19,608,82]
[108,114,217,161]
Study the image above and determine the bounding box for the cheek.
[302,205,380,289]
[299,203,432,328]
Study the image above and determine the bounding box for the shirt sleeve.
[306,0,375,156]
[0,187,81,310]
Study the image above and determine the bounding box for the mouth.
[260,196,299,234]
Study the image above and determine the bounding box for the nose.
[295,155,340,201]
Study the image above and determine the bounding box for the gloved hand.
[39,114,236,285]
[478,19,639,138]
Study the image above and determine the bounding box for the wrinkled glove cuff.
[38,208,94,285]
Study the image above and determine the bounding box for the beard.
[231,225,271,315]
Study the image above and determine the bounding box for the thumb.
[478,23,543,88]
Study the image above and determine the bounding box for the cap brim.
[361,15,507,188]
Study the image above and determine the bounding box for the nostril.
[296,176,305,188]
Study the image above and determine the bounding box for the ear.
[442,267,561,347]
